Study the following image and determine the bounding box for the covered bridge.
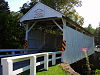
[19,2,94,64]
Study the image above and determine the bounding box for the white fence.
[1,51,63,75]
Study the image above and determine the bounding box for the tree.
[20,0,84,26]
[0,0,25,48]
[85,24,95,34]
[94,24,100,45]
[0,0,10,48]
[5,12,25,48]
[85,24,100,46]
[0,0,9,12]
[0,0,9,24]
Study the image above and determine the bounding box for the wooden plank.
[1,51,63,75]
[56,57,61,59]
[36,61,44,66]
[13,65,30,75]
[48,59,52,62]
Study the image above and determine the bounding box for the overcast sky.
[5,0,100,28]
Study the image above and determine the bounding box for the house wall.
[62,25,94,64]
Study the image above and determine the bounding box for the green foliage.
[0,0,9,12]
[0,0,9,26]
[94,25,100,45]
[95,69,100,75]
[36,64,67,75]
[85,24,100,46]
[0,11,25,48]
[85,24,95,34]
[0,0,25,48]
[5,12,25,48]
[20,0,84,26]
[0,0,10,48]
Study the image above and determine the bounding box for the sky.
[5,0,31,11]
[5,0,100,28]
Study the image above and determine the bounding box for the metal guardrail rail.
[94,48,100,51]
[0,49,39,58]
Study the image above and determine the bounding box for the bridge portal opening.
[25,19,63,52]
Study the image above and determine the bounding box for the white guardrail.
[1,51,63,75]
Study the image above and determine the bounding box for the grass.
[96,51,100,52]
[36,64,67,75]
[95,69,100,75]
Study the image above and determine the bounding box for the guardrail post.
[1,59,13,75]
[52,53,56,65]
[44,53,48,70]
[24,51,27,54]
[30,56,36,75]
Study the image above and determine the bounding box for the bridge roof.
[19,2,63,22]
[19,2,94,37]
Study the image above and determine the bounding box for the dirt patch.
[60,62,80,75]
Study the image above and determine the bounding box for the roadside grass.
[36,64,67,75]
[96,51,100,52]
[95,69,100,75]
